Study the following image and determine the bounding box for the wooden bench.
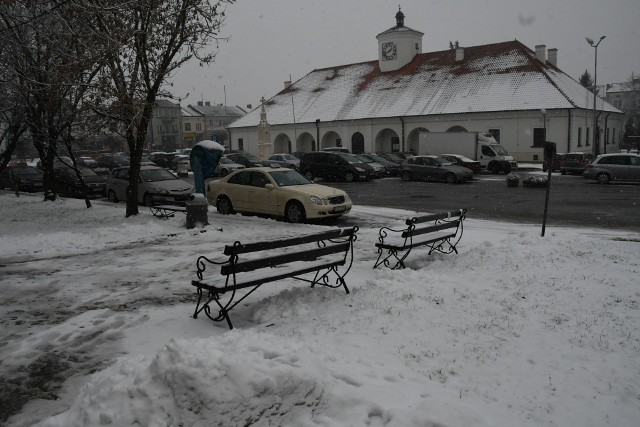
[191,226,359,329]
[373,209,466,270]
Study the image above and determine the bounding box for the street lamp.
[586,35,605,155]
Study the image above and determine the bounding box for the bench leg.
[374,247,410,270]
[193,286,235,329]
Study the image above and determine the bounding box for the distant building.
[228,8,623,160]
[147,100,182,151]
[605,77,640,122]
[181,106,207,146]
[187,101,245,148]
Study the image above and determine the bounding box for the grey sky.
[170,0,640,110]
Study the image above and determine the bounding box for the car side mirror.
[265,183,275,190]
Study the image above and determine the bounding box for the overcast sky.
[169,0,640,111]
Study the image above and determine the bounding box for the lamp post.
[586,35,605,155]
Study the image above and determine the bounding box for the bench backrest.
[401,209,466,238]
[220,227,358,276]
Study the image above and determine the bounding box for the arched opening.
[374,129,399,153]
[273,133,290,153]
[351,132,365,154]
[446,126,468,132]
[321,131,343,150]
[407,127,428,154]
[296,132,315,153]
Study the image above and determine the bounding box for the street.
[193,168,640,231]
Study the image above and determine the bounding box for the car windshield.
[140,168,178,182]
[384,153,403,162]
[268,170,310,187]
[491,144,509,156]
[13,167,40,176]
[281,154,297,160]
[339,153,364,164]
[367,154,387,163]
[355,155,373,163]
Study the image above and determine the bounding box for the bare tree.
[0,1,106,204]
[87,0,234,216]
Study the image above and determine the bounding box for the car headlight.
[155,187,170,195]
[355,167,364,172]
[344,193,351,202]
[309,196,323,206]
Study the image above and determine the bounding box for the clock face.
[382,42,397,60]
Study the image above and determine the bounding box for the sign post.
[541,141,556,237]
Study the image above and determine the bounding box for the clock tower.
[376,7,424,72]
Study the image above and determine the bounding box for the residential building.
[187,101,245,148]
[228,9,623,161]
[147,100,182,151]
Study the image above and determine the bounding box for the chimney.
[455,47,464,61]
[205,101,211,106]
[535,45,546,63]
[547,48,557,67]
[197,101,203,106]
[247,104,252,110]
[284,80,292,89]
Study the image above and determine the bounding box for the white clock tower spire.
[376,7,424,72]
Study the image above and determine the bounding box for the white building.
[228,9,623,161]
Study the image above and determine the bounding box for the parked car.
[266,153,301,170]
[439,154,482,175]
[0,165,44,192]
[148,152,178,169]
[362,153,401,176]
[376,153,404,164]
[400,155,473,183]
[169,154,190,171]
[560,152,595,175]
[54,166,106,198]
[582,153,640,184]
[105,165,194,205]
[206,167,352,223]
[94,154,130,172]
[299,151,374,182]
[226,152,265,168]
[354,154,387,178]
[78,156,98,169]
[176,159,191,177]
[290,152,307,159]
[542,153,566,172]
[214,156,245,177]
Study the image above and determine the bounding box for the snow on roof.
[230,40,621,129]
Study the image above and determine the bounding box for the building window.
[488,128,501,142]
[577,127,582,147]
[238,138,244,151]
[605,128,609,145]
[185,123,191,131]
[586,127,590,146]
[196,123,202,131]
[158,125,164,133]
[532,128,545,147]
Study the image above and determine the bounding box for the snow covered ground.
[1,191,639,427]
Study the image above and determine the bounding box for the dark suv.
[299,152,374,182]
[226,152,265,168]
[560,152,595,175]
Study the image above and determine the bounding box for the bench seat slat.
[375,230,456,251]
[224,228,353,256]
[194,259,345,293]
[153,205,187,212]
[221,242,350,275]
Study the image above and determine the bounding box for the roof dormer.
[376,7,424,72]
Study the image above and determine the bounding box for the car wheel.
[489,162,500,174]
[220,168,229,176]
[502,164,512,174]
[107,189,118,203]
[344,172,355,183]
[143,193,154,206]
[401,170,412,181]
[285,201,305,223]
[444,173,457,184]
[217,196,234,215]
[303,171,314,181]
[596,173,611,184]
